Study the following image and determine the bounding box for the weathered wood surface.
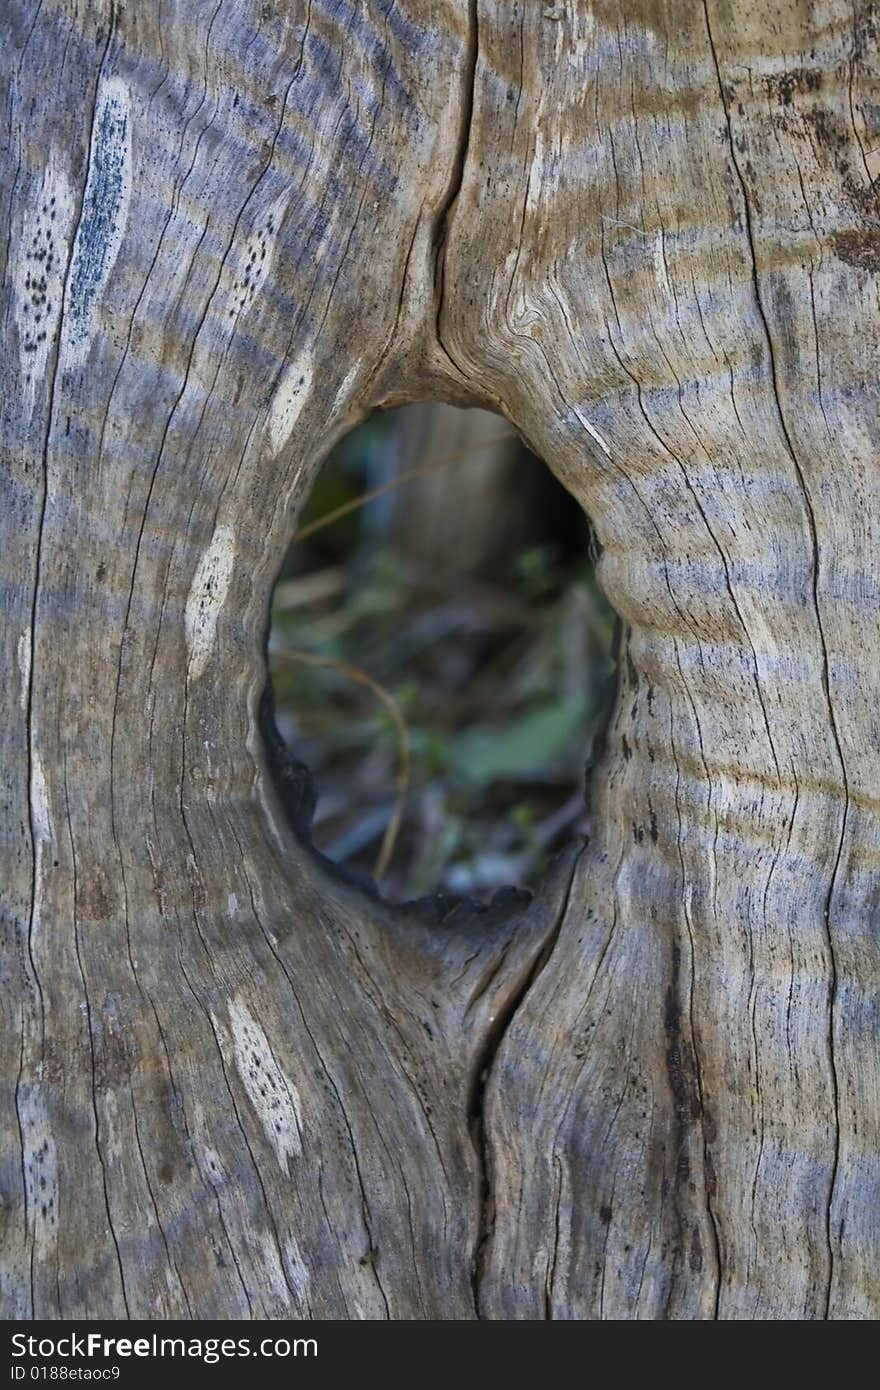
[2,0,879,1319]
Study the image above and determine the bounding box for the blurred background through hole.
[268,404,616,904]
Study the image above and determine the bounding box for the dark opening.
[266,404,616,905]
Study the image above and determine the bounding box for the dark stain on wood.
[831,228,880,273]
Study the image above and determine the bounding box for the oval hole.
[265,404,616,905]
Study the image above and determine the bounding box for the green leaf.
[447,698,587,787]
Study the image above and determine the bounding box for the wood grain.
[2,0,878,1318]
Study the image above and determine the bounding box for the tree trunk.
[389,403,536,579]
[3,0,878,1319]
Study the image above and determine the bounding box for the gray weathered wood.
[2,0,879,1318]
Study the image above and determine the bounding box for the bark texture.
[2,0,879,1319]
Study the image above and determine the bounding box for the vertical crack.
[467,844,583,1317]
[702,0,848,1316]
[432,0,478,361]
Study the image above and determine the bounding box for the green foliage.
[269,413,617,901]
[514,544,563,599]
[446,698,588,787]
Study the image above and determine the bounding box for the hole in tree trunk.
[263,404,616,907]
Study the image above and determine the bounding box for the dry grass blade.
[271,647,411,883]
[289,429,517,546]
